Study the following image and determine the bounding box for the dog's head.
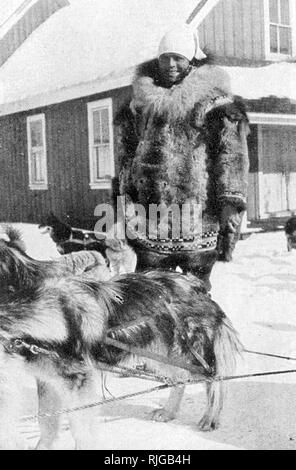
[39,212,72,244]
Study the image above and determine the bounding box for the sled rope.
[21,367,296,422]
[71,227,106,238]
[5,337,296,367]
[96,361,173,384]
[244,349,296,362]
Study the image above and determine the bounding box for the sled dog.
[0,229,242,449]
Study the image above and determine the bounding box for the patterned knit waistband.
[130,230,218,254]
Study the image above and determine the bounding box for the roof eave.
[0,70,135,117]
[186,0,221,27]
[0,0,223,116]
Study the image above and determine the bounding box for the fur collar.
[131,59,232,120]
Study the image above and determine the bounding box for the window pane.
[100,108,110,144]
[270,24,278,52]
[88,100,114,185]
[93,108,110,144]
[32,153,37,181]
[32,149,44,182]
[93,110,101,145]
[94,145,111,179]
[269,0,279,23]
[280,0,290,25]
[279,26,292,53]
[30,121,43,147]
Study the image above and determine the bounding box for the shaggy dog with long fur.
[0,230,242,450]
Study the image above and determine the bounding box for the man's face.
[158,53,190,85]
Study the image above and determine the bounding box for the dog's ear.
[39,213,50,228]
[49,210,60,221]
[3,225,27,253]
[48,211,58,224]
[50,212,72,230]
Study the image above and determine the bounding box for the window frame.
[26,113,48,190]
[87,98,115,190]
[264,0,296,60]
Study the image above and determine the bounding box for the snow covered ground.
[4,224,296,450]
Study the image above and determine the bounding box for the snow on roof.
[224,62,296,102]
[0,0,295,117]
[0,0,199,114]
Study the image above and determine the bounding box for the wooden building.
[0,0,295,227]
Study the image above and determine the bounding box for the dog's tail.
[199,315,243,431]
[214,316,243,380]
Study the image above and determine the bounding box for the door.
[259,125,296,217]
[284,127,296,212]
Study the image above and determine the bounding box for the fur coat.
[115,58,249,252]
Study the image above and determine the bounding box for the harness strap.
[1,334,208,376]
[103,336,207,376]
[2,338,59,359]
[177,333,212,373]
[108,317,153,333]
[108,319,212,374]
[60,238,97,247]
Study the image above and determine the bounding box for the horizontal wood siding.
[0,0,69,66]
[0,86,131,228]
[198,0,265,61]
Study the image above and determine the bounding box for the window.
[87,98,115,189]
[264,0,296,59]
[27,114,48,190]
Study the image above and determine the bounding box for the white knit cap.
[158,25,206,61]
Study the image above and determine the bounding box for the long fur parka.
[115,57,249,279]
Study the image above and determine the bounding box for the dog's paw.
[36,438,76,451]
[198,416,219,432]
[35,439,60,451]
[150,408,175,422]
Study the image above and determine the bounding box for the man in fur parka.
[116,25,249,290]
